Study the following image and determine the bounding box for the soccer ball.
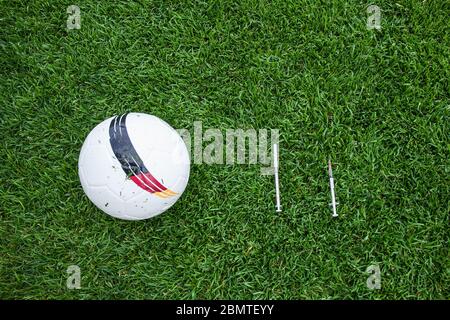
[78,112,190,220]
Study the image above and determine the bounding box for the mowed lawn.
[0,0,448,299]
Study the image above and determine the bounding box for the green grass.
[0,0,449,299]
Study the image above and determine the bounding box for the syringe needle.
[328,159,338,217]
[274,144,281,212]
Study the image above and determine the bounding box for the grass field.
[1,0,449,299]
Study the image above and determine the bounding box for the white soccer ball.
[78,112,190,220]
